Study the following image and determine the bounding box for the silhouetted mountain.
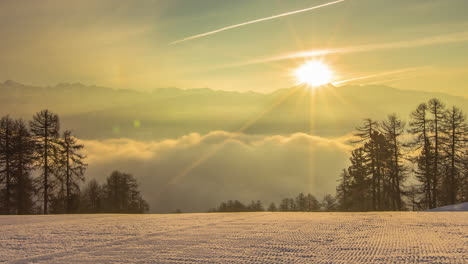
[1,80,467,140]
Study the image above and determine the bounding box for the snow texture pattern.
[0,212,467,263]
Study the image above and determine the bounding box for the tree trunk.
[43,118,49,215]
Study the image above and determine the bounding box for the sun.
[294,61,333,87]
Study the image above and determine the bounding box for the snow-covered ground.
[0,212,467,263]
[428,202,468,212]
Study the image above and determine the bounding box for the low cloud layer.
[82,131,352,213]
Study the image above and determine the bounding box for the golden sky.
[1,0,468,96]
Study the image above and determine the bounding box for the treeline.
[208,193,337,212]
[337,98,468,211]
[209,98,467,213]
[80,171,149,214]
[0,110,148,214]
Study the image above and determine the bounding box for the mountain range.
[1,80,467,140]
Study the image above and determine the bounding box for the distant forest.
[0,110,148,215]
[210,98,468,213]
[209,193,337,213]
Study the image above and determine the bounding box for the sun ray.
[162,87,304,187]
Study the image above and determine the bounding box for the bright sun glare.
[295,61,333,87]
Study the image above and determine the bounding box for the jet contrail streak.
[170,0,346,45]
[332,66,428,86]
[232,31,468,67]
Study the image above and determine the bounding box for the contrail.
[231,31,468,67]
[332,66,428,86]
[170,0,346,45]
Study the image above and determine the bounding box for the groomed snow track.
[0,212,466,263]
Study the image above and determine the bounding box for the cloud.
[81,131,352,213]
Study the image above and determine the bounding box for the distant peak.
[3,80,23,86]
[55,82,88,88]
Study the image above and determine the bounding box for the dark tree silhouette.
[59,130,87,213]
[30,110,60,214]
[336,169,351,211]
[381,114,406,210]
[103,171,149,213]
[339,118,407,211]
[354,119,379,210]
[296,193,307,211]
[215,200,247,212]
[462,149,468,202]
[304,193,320,212]
[337,99,467,212]
[346,147,371,211]
[408,103,433,209]
[279,198,290,212]
[80,179,103,213]
[321,194,337,212]
[364,131,390,210]
[0,116,15,214]
[0,111,151,215]
[267,202,277,212]
[11,120,35,214]
[247,200,264,211]
[427,98,445,208]
[441,106,467,205]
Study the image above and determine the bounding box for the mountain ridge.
[2,80,467,100]
[1,80,467,140]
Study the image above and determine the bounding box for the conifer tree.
[11,120,35,214]
[296,193,307,211]
[304,193,319,212]
[59,130,87,213]
[279,198,290,211]
[103,171,149,213]
[30,110,60,214]
[321,194,337,212]
[336,169,351,211]
[381,114,406,210]
[427,98,446,207]
[267,202,277,212]
[347,147,371,211]
[354,119,379,210]
[441,106,467,205]
[408,103,433,209]
[0,116,15,214]
[80,179,103,213]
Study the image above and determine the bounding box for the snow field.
[0,212,466,263]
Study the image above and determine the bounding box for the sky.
[1,0,468,96]
[2,0,468,212]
